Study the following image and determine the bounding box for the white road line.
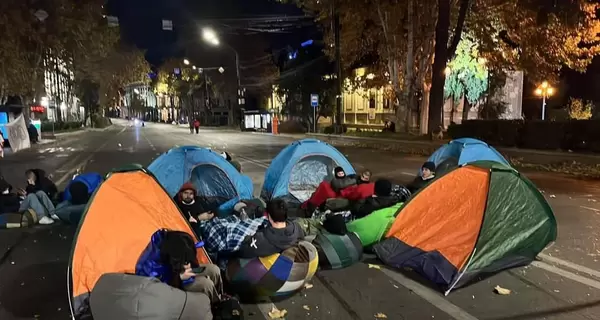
[380,268,480,320]
[580,206,600,214]
[537,253,600,280]
[55,126,126,186]
[531,261,600,290]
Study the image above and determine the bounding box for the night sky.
[106,0,600,112]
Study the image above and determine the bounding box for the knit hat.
[178,182,197,195]
[374,179,392,197]
[422,161,436,172]
[334,166,345,178]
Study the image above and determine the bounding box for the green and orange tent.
[67,165,211,317]
[374,161,557,294]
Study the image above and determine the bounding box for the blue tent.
[148,146,253,215]
[261,139,354,204]
[427,138,509,170]
[63,172,104,202]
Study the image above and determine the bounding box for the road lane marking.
[580,206,600,215]
[380,268,480,320]
[55,126,126,186]
[531,261,600,290]
[537,253,600,280]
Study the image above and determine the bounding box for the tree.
[568,98,593,120]
[468,1,600,82]
[275,44,334,128]
[443,38,488,122]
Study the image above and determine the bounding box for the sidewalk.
[252,131,600,167]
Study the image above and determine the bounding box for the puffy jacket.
[90,273,212,320]
[63,172,103,202]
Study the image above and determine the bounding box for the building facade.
[42,54,81,122]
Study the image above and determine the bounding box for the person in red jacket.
[193,119,200,134]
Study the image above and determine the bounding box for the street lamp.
[534,81,554,120]
[183,59,190,65]
[201,27,241,95]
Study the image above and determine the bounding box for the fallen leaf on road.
[303,305,310,311]
[304,283,314,289]
[494,285,511,295]
[268,306,287,319]
[375,312,388,318]
[549,195,556,198]
[368,264,381,270]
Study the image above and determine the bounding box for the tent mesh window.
[289,155,337,202]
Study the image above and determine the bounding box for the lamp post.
[534,81,554,120]
[201,28,242,111]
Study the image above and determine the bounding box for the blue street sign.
[311,94,319,107]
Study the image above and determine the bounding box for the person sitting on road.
[330,166,357,193]
[236,199,305,259]
[24,169,58,200]
[351,179,401,219]
[15,170,58,224]
[173,182,213,232]
[0,178,20,214]
[54,172,103,225]
[350,169,372,185]
[158,230,224,304]
[407,161,436,193]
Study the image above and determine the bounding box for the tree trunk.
[462,97,471,121]
[449,98,455,124]
[420,82,431,134]
[402,0,415,133]
[428,0,471,135]
[428,0,451,135]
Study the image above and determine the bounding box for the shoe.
[39,216,54,225]
[50,214,60,220]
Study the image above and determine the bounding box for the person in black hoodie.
[237,199,304,258]
[330,166,356,193]
[407,161,436,193]
[0,178,21,214]
[351,179,400,219]
[173,182,214,230]
[24,169,58,200]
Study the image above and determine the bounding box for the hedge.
[41,121,82,132]
[447,120,600,152]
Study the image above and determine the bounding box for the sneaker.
[50,214,60,220]
[39,216,54,225]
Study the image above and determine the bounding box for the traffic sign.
[311,94,319,107]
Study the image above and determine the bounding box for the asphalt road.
[0,120,599,320]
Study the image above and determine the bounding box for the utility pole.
[333,0,343,133]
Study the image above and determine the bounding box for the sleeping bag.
[346,202,403,247]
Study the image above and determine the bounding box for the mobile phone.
[191,267,206,274]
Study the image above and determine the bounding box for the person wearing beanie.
[350,179,401,219]
[330,166,357,193]
[173,182,213,227]
[407,161,436,193]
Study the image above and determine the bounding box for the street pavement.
[0,120,599,320]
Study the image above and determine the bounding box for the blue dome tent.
[148,146,253,215]
[261,139,354,205]
[426,138,509,174]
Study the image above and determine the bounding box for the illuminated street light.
[444,67,451,75]
[192,65,196,70]
[183,59,190,65]
[535,81,555,120]
[202,27,241,102]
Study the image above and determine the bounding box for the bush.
[447,119,600,152]
[41,121,82,132]
[323,125,348,134]
[92,116,112,128]
[279,120,307,134]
